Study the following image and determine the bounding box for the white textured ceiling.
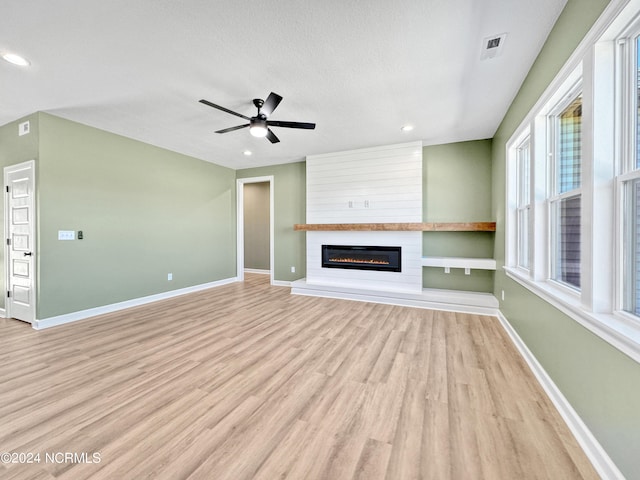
[0,0,567,169]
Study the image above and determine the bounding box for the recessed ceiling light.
[2,52,30,67]
[401,124,414,132]
[243,150,252,156]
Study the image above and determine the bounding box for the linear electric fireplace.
[321,245,401,272]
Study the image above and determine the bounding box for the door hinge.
[7,291,10,298]
[6,238,10,246]
[5,186,8,193]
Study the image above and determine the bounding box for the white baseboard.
[290,279,499,316]
[33,277,239,330]
[272,280,292,287]
[496,312,624,480]
[244,268,270,275]
[0,308,6,318]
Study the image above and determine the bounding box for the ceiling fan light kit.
[199,92,315,144]
[249,117,268,137]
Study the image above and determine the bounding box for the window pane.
[636,36,640,169]
[557,96,582,193]
[516,137,530,270]
[517,208,530,269]
[553,195,581,288]
[517,141,530,207]
[624,179,640,315]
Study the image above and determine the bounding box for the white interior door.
[4,160,36,323]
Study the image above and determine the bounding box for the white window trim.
[504,0,640,365]
[506,126,532,272]
[547,83,584,292]
[516,135,532,271]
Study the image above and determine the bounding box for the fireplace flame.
[329,257,390,265]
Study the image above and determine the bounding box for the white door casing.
[236,176,274,284]
[4,160,36,323]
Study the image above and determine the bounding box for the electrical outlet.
[290,266,295,273]
[167,273,173,281]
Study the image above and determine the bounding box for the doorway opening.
[236,176,274,284]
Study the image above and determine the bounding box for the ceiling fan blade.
[199,99,250,120]
[261,92,283,117]
[215,124,249,134]
[266,128,280,144]
[267,120,316,130]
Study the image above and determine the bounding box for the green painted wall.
[37,113,236,318]
[237,162,306,282]
[5,7,634,470]
[423,140,494,292]
[492,0,640,476]
[0,113,40,310]
[236,145,493,289]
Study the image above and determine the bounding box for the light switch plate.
[58,230,75,240]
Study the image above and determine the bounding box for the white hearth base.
[291,279,499,316]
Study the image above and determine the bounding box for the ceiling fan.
[199,92,316,144]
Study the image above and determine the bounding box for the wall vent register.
[321,245,401,272]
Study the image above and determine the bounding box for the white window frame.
[506,69,584,297]
[516,135,532,271]
[616,20,640,319]
[547,88,583,292]
[504,0,640,365]
[506,127,531,274]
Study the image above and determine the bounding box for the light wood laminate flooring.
[0,274,599,479]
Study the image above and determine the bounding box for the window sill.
[504,266,640,365]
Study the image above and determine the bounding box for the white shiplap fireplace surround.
[291,141,498,315]
[305,142,422,292]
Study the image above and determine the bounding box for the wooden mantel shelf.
[294,222,496,232]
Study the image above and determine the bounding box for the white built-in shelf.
[421,256,496,274]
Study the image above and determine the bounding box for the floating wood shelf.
[294,222,496,232]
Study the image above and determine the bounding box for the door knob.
[23,252,32,257]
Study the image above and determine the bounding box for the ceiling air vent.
[480,33,507,60]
